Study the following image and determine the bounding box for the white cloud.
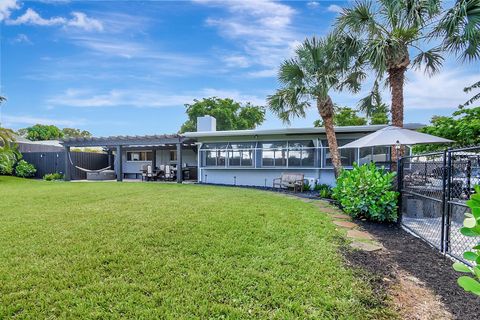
[6,8,103,31]
[7,8,66,26]
[196,0,299,77]
[66,12,103,32]
[327,4,343,14]
[404,69,477,109]
[0,0,19,22]
[47,88,266,109]
[222,55,251,68]
[11,33,32,44]
[307,2,320,9]
[3,114,83,127]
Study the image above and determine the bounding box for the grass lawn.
[0,176,393,319]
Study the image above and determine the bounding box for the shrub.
[332,163,398,222]
[315,183,333,199]
[0,157,15,175]
[303,180,312,191]
[43,173,64,181]
[15,160,36,178]
[452,185,480,296]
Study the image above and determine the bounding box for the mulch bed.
[344,221,480,319]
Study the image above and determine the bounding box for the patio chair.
[164,165,174,181]
[142,165,155,181]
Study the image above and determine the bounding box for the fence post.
[445,149,452,253]
[397,156,403,224]
[440,149,447,253]
[64,146,71,181]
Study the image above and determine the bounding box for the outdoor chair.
[273,173,305,192]
[164,165,174,181]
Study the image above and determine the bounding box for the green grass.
[0,176,393,319]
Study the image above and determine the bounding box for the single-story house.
[61,116,420,186]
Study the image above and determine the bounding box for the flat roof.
[184,123,424,138]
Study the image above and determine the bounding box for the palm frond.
[358,80,383,117]
[278,59,304,86]
[412,47,444,75]
[437,0,480,61]
[266,88,309,125]
[460,79,480,107]
[336,0,379,35]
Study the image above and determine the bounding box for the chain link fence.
[399,146,480,265]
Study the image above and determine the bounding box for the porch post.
[116,145,123,182]
[64,146,71,181]
[176,142,183,183]
[152,148,157,169]
[107,149,113,168]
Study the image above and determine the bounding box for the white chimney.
[197,116,217,132]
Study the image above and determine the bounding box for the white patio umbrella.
[339,126,453,149]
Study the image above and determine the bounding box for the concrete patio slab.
[350,241,383,252]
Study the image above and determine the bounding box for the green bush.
[315,183,333,199]
[43,173,64,181]
[332,163,398,222]
[0,157,15,175]
[15,160,36,178]
[452,185,480,296]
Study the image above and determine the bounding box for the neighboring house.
[61,116,421,185]
[184,116,420,187]
[14,135,64,153]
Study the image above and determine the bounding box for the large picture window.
[127,151,153,161]
[228,142,255,167]
[322,140,356,167]
[260,141,287,167]
[287,140,315,167]
[201,143,228,167]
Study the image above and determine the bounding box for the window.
[260,141,287,167]
[200,143,228,167]
[287,140,315,167]
[127,151,152,161]
[359,146,390,165]
[322,140,356,167]
[228,142,255,167]
[170,150,177,161]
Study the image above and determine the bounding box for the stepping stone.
[331,213,351,220]
[347,230,373,240]
[333,220,357,229]
[318,207,342,214]
[350,241,383,252]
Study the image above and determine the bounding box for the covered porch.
[61,134,197,183]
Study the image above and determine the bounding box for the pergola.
[61,134,196,183]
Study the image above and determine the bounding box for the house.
[185,116,419,187]
[61,116,420,185]
[14,135,64,153]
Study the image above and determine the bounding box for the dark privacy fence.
[22,152,109,180]
[398,146,480,265]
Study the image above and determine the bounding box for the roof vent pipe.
[197,116,217,132]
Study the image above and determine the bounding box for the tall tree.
[267,35,364,177]
[336,0,444,130]
[313,105,367,127]
[179,97,265,133]
[437,0,480,107]
[62,128,92,139]
[18,124,64,141]
[0,97,19,175]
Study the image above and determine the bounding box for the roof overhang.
[183,123,424,138]
[61,134,192,148]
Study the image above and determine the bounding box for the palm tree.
[267,35,365,177]
[0,96,18,174]
[437,0,480,107]
[336,0,444,130]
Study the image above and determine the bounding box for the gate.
[399,146,480,265]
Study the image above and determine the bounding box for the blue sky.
[0,0,479,136]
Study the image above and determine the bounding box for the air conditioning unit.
[304,177,318,188]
